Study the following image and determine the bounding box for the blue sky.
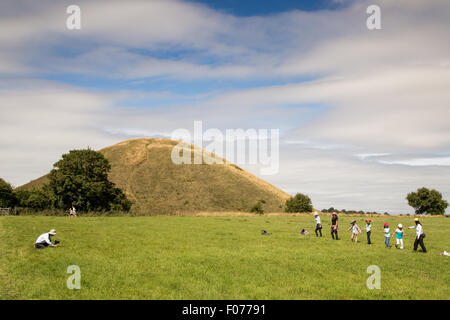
[187,0,349,15]
[1,0,450,214]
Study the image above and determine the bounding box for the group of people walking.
[312,212,427,253]
[331,212,339,240]
[313,212,340,240]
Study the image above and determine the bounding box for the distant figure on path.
[69,205,77,217]
[331,212,339,240]
[35,229,59,249]
[314,212,322,237]
[409,218,427,253]
[365,219,372,245]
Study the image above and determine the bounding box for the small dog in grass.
[261,230,272,235]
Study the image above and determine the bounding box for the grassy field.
[0,215,449,300]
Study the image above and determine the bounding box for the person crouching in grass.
[347,220,361,243]
[35,229,59,249]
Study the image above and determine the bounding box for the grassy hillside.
[1,215,448,299]
[19,138,290,214]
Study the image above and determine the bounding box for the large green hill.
[19,138,290,214]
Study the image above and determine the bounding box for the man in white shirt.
[408,218,427,253]
[35,229,59,249]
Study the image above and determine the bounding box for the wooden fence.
[0,208,11,215]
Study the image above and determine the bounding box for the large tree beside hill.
[285,193,313,213]
[49,149,131,212]
[406,187,448,215]
[0,178,16,208]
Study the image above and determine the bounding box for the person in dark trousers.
[35,229,59,249]
[331,212,339,240]
[365,219,372,245]
[409,218,427,253]
[314,212,322,237]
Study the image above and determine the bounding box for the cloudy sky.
[1,0,449,214]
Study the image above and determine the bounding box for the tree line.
[282,188,448,215]
[321,208,390,215]
[1,149,448,216]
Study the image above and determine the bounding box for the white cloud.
[0,81,121,186]
[251,144,450,213]
[379,157,450,167]
[356,153,391,160]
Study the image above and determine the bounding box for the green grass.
[0,215,449,300]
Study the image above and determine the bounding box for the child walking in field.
[394,224,404,249]
[365,219,372,245]
[384,223,391,248]
[347,220,361,242]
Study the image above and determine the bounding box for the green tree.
[406,187,448,215]
[15,188,53,210]
[285,193,313,213]
[49,149,132,212]
[0,178,16,207]
[14,189,31,207]
[250,201,264,214]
